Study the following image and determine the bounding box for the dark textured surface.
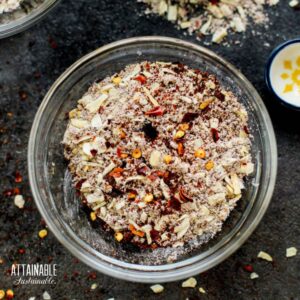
[0,0,299,299]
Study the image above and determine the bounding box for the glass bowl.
[28,36,277,283]
[0,0,59,38]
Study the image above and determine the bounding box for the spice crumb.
[182,277,197,288]
[6,290,14,299]
[250,272,259,280]
[42,291,51,300]
[286,247,297,258]
[257,251,273,262]
[150,284,164,293]
[0,290,5,300]
[199,287,206,294]
[91,283,98,290]
[38,229,48,239]
[14,195,25,209]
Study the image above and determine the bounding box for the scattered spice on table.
[257,251,273,262]
[91,283,98,290]
[14,194,25,209]
[38,229,48,239]
[18,248,25,254]
[42,291,51,300]
[250,272,259,279]
[18,90,28,101]
[150,284,164,293]
[6,289,14,299]
[14,171,22,183]
[286,247,297,257]
[289,0,299,8]
[182,277,197,288]
[48,36,58,49]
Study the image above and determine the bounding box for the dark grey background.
[0,0,299,299]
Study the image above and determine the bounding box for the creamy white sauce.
[269,42,300,108]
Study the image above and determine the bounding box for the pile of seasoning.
[139,0,279,44]
[63,61,253,249]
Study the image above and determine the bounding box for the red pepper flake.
[116,147,122,158]
[34,71,41,79]
[137,166,148,176]
[244,126,249,135]
[145,106,164,116]
[168,197,181,211]
[73,258,80,264]
[18,248,25,255]
[177,142,184,156]
[243,264,254,273]
[90,149,98,157]
[181,112,199,123]
[179,187,192,202]
[48,37,58,49]
[148,173,158,182]
[6,268,12,276]
[72,271,80,278]
[211,128,219,142]
[3,189,13,197]
[148,171,165,181]
[14,171,22,183]
[88,271,97,280]
[210,0,220,5]
[145,62,150,71]
[134,75,147,84]
[13,188,20,195]
[19,91,28,101]
[214,89,225,101]
[150,229,160,241]
[6,289,14,299]
[75,179,86,190]
[109,167,124,178]
[122,231,134,242]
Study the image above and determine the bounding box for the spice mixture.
[63,61,253,248]
[0,0,45,24]
[139,0,279,44]
[0,0,22,13]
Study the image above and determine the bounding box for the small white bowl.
[265,39,300,110]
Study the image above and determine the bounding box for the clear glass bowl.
[0,0,59,38]
[28,36,277,283]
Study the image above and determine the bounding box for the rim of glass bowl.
[0,0,59,39]
[28,36,277,283]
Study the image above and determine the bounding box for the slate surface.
[0,0,299,299]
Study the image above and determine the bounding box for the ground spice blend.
[63,61,253,249]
